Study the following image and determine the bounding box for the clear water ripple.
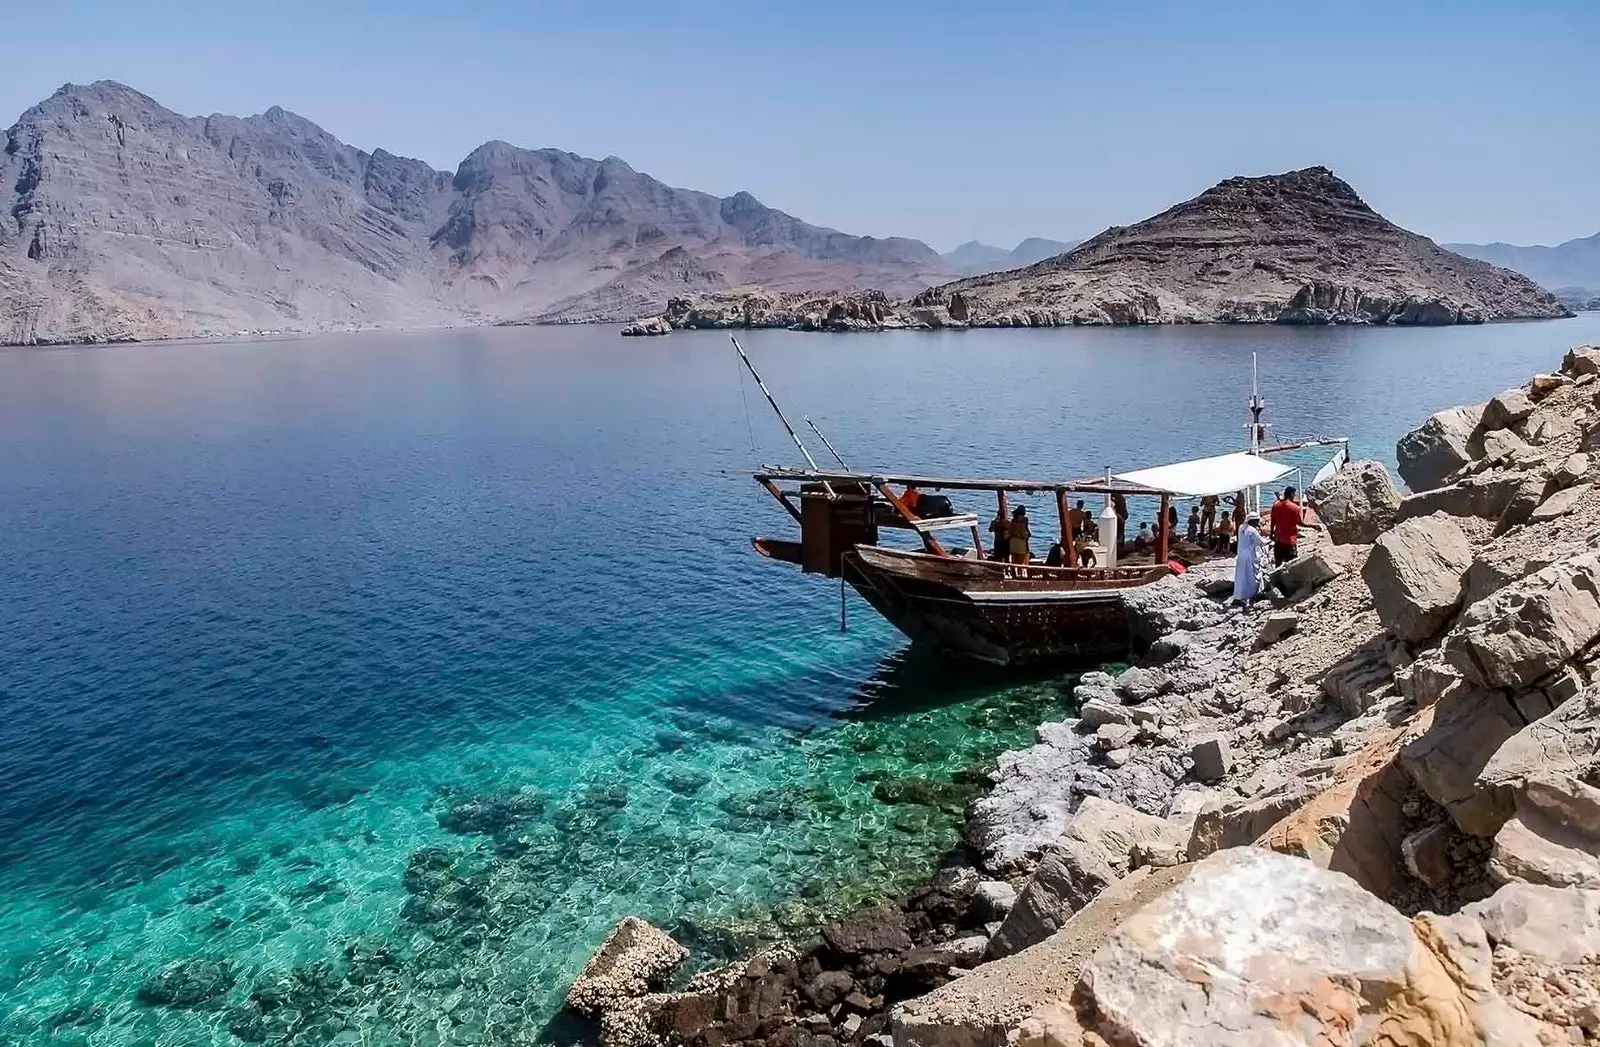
[2,316,1597,1045]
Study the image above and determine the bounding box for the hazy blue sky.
[6,0,1595,250]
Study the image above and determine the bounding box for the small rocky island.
[568,344,1600,1046]
[625,168,1571,334]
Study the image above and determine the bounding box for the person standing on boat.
[1009,505,1032,564]
[1233,512,1265,604]
[901,484,922,514]
[1111,493,1128,548]
[988,507,1010,561]
[1232,491,1246,528]
[1199,494,1218,537]
[1187,504,1201,542]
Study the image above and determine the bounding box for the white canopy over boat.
[1113,451,1295,499]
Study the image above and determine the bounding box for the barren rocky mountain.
[920,167,1570,326]
[645,167,1570,333]
[0,81,947,344]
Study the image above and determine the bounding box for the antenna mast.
[731,336,835,498]
[1247,352,1270,454]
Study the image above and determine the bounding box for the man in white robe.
[1233,511,1264,604]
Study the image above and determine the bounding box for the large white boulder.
[1361,512,1474,643]
[1077,849,1414,1046]
[1395,403,1485,492]
[1306,459,1400,544]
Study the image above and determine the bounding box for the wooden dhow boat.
[732,338,1346,666]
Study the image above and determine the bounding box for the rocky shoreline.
[571,344,1600,1046]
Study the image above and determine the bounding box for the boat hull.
[842,547,1165,666]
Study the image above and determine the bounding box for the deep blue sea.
[3,315,1598,1046]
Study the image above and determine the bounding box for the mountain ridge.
[1444,233,1600,306]
[651,167,1570,331]
[0,80,947,344]
[940,237,1080,277]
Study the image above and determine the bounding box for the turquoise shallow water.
[2,315,1599,1045]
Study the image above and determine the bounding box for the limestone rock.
[1321,638,1398,717]
[1399,688,1527,837]
[1305,459,1400,543]
[1093,723,1136,751]
[1495,471,1555,533]
[1479,686,1600,799]
[1187,735,1234,783]
[1403,823,1456,888]
[1393,471,1522,523]
[1262,728,1410,896]
[987,837,1116,958]
[1075,698,1130,730]
[1255,610,1299,647]
[892,866,1192,1047]
[989,799,1185,957]
[567,917,689,1017]
[1396,403,1485,492]
[1445,550,1600,692]
[620,316,671,336]
[1464,882,1600,964]
[1112,666,1170,705]
[1480,425,1533,463]
[1077,849,1419,1047]
[1362,512,1474,643]
[1561,345,1600,376]
[1489,800,1600,888]
[971,881,1018,921]
[1529,482,1591,523]
[1555,452,1590,489]
[1268,547,1342,595]
[1483,387,1536,430]
[1186,777,1325,860]
[1528,372,1570,400]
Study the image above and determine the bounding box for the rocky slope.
[648,168,1571,333]
[0,81,947,344]
[569,344,1600,1046]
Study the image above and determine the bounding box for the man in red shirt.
[1269,486,1306,566]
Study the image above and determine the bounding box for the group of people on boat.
[980,501,1101,567]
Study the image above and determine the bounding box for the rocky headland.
[629,168,1571,335]
[572,344,1600,1046]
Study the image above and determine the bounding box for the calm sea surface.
[3,315,1599,1045]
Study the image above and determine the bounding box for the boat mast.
[805,417,852,470]
[731,336,835,498]
[1246,353,1272,514]
[1247,352,1270,454]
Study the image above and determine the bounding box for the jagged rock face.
[0,81,947,344]
[922,167,1569,329]
[1308,459,1400,543]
